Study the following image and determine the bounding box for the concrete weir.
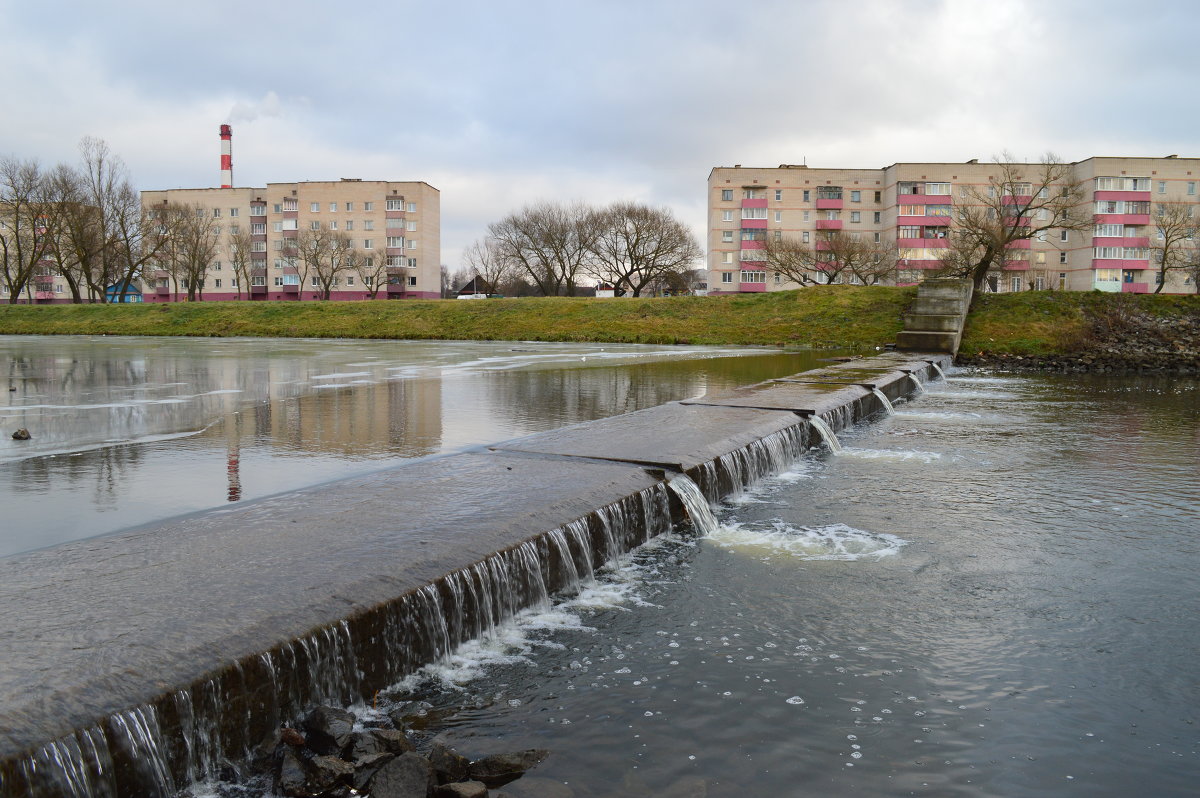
[0,351,950,796]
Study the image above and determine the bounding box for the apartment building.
[141,179,441,301]
[707,157,1200,295]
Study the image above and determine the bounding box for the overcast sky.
[3,0,1197,271]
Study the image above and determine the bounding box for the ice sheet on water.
[706,521,908,561]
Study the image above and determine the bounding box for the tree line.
[1,138,161,303]
[454,201,703,297]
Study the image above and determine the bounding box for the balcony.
[155,284,170,295]
[386,283,407,295]
[282,283,299,293]
[897,238,949,248]
[895,194,951,205]
[1092,236,1150,248]
[738,282,766,292]
[385,209,406,220]
[741,198,768,209]
[1094,190,1151,202]
[1092,259,1150,269]
[1005,239,1031,249]
[34,290,56,300]
[815,198,843,210]
[1094,213,1151,226]
[897,215,951,226]
[741,219,768,229]
[815,219,843,230]
[1002,260,1030,271]
[1122,281,1150,293]
[250,284,267,294]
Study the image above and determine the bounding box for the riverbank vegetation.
[2,288,1196,359]
[0,287,913,348]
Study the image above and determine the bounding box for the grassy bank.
[0,287,915,349]
[959,290,1200,356]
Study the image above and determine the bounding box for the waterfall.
[870,388,895,415]
[807,416,843,453]
[930,362,947,381]
[667,475,719,535]
[907,371,925,392]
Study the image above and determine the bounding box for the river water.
[3,338,1198,797]
[0,336,828,557]
[367,369,1200,798]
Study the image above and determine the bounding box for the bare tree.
[941,152,1092,291]
[488,202,601,296]
[761,234,823,287]
[156,203,221,301]
[296,227,356,300]
[227,226,253,300]
[761,230,894,286]
[1150,203,1198,294]
[586,202,701,296]
[462,238,515,294]
[351,248,389,299]
[0,156,52,303]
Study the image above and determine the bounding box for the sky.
[3,0,1199,272]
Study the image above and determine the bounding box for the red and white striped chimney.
[219,124,233,188]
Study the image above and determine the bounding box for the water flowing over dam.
[0,351,949,796]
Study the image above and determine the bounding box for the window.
[229,208,239,217]
[250,205,265,216]
[213,208,221,217]
[1094,268,1120,282]
[816,186,842,200]
[212,261,222,271]
[722,210,734,222]
[927,183,951,195]
[1096,177,1150,191]
[874,191,881,202]
[774,273,782,284]
[802,211,810,222]
[364,220,374,230]
[1095,223,1125,237]
[774,211,782,222]
[274,276,283,286]
[823,210,840,220]
[1036,252,1046,264]
[1158,181,1166,194]
[1058,272,1067,289]
[283,199,297,211]
[363,239,373,249]
[873,232,881,243]
[230,278,237,287]
[801,231,810,243]
[252,223,266,234]
[386,198,403,210]
[743,189,765,199]
[722,231,734,242]
[214,279,222,288]
[742,207,767,219]
[1189,183,1197,196]
[406,220,417,231]
[345,221,354,231]
[1060,251,1068,263]
[407,275,417,286]
[774,230,782,241]
[273,203,283,213]
[310,203,320,212]
[251,241,266,252]
[1060,230,1069,242]
[926,205,952,217]
[329,221,337,230]
[802,190,810,202]
[899,205,923,216]
[407,202,416,212]
[1009,277,1023,292]
[873,212,881,223]
[407,258,417,268]
[346,276,354,286]
[330,203,338,212]
[850,190,861,202]
[345,202,353,212]
[408,239,417,249]
[775,189,782,201]
[899,225,921,238]
[740,271,767,283]
[850,211,861,223]
[721,272,733,284]
[387,255,404,267]
[364,202,375,211]
[721,252,734,264]
[311,277,320,287]
[310,221,321,230]
[387,236,404,248]
[721,189,733,201]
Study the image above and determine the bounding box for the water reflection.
[1,336,828,556]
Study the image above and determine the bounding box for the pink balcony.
[1094,190,1151,202]
[815,219,843,230]
[815,240,831,251]
[385,210,406,219]
[741,219,768,229]
[385,247,405,256]
[740,240,765,250]
[282,283,299,293]
[1006,239,1031,249]
[739,282,767,292]
[1121,282,1150,293]
[155,284,170,295]
[815,198,843,210]
[1094,213,1151,225]
[34,290,56,300]
[897,238,949,248]
[898,259,945,270]
[1002,260,1030,270]
[1000,194,1033,205]
[897,215,951,226]
[1092,259,1150,269]
[386,283,407,294]
[741,198,768,208]
[1093,236,1150,248]
[896,194,952,205]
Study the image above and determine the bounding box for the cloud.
[227,91,283,125]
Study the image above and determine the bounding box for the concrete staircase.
[895,278,974,355]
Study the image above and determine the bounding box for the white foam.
[838,448,942,463]
[311,371,373,380]
[706,521,908,560]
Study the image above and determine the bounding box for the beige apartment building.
[141,179,441,301]
[708,157,1200,295]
